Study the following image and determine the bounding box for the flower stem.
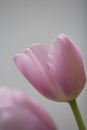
[69,99,86,130]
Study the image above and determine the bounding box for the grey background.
[0,0,87,129]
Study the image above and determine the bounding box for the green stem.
[69,99,86,130]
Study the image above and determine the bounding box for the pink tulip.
[14,34,86,102]
[0,88,57,130]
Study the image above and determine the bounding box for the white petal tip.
[24,48,30,53]
[13,53,22,62]
[58,34,68,39]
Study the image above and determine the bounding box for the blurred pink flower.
[14,34,86,102]
[0,88,57,130]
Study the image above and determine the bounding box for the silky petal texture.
[30,44,49,69]
[48,34,86,99]
[0,88,57,130]
[30,44,68,100]
[14,45,68,101]
[14,34,86,102]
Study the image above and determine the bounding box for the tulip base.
[69,99,86,130]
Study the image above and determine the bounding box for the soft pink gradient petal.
[30,44,49,68]
[0,88,57,130]
[14,34,86,102]
[14,49,65,101]
[47,34,86,99]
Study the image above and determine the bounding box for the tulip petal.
[0,88,57,130]
[14,48,64,101]
[30,44,49,69]
[48,34,86,99]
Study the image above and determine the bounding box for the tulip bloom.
[14,34,86,102]
[0,88,57,130]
